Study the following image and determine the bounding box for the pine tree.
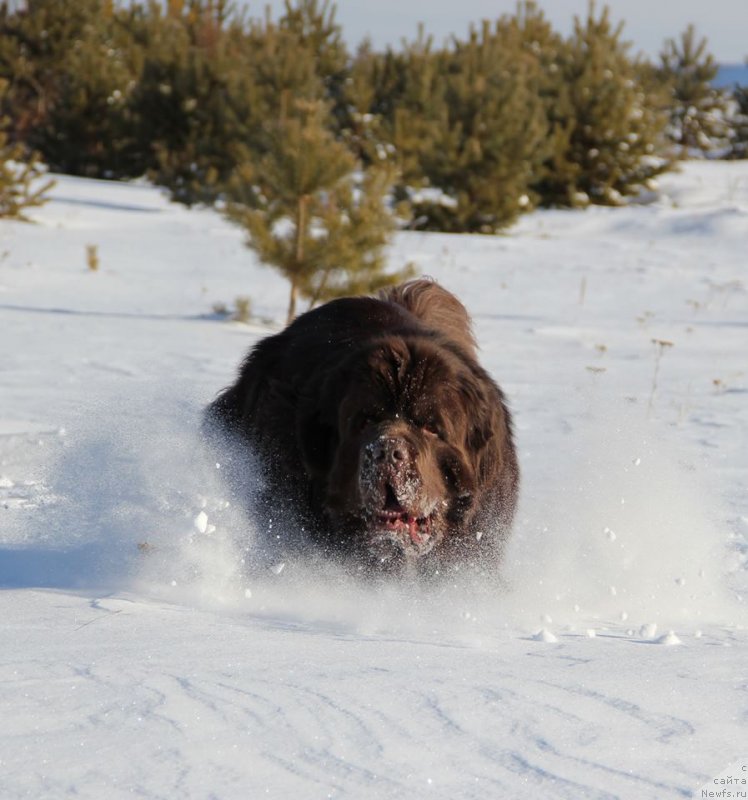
[130,0,349,206]
[0,0,142,178]
[347,19,550,232]
[539,4,668,207]
[224,99,406,323]
[277,0,348,121]
[129,0,259,204]
[339,41,395,165]
[505,2,582,204]
[349,34,445,225]
[0,79,54,219]
[38,4,144,178]
[728,83,748,159]
[425,17,550,231]
[386,30,451,205]
[0,0,102,141]
[658,25,730,155]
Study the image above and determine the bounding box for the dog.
[205,279,519,575]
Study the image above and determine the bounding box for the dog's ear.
[459,371,512,480]
[296,365,348,478]
[471,403,506,481]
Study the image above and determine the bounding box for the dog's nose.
[368,436,409,467]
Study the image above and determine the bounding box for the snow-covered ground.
[1,161,747,799]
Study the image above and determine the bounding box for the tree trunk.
[288,194,309,324]
[307,264,333,310]
[286,280,298,325]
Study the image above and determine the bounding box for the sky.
[250,0,748,64]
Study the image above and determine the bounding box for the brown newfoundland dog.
[205,279,518,575]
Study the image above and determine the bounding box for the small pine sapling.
[657,25,730,156]
[225,98,408,324]
[0,80,55,219]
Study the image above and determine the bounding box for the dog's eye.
[357,414,375,431]
[420,422,440,437]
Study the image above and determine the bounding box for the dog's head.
[298,335,509,569]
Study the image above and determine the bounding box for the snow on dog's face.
[299,336,501,570]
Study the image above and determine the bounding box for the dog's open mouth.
[362,510,438,569]
[374,509,433,545]
[368,486,436,566]
[366,484,437,557]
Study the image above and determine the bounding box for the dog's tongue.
[407,516,424,544]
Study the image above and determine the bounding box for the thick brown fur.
[205,278,519,575]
